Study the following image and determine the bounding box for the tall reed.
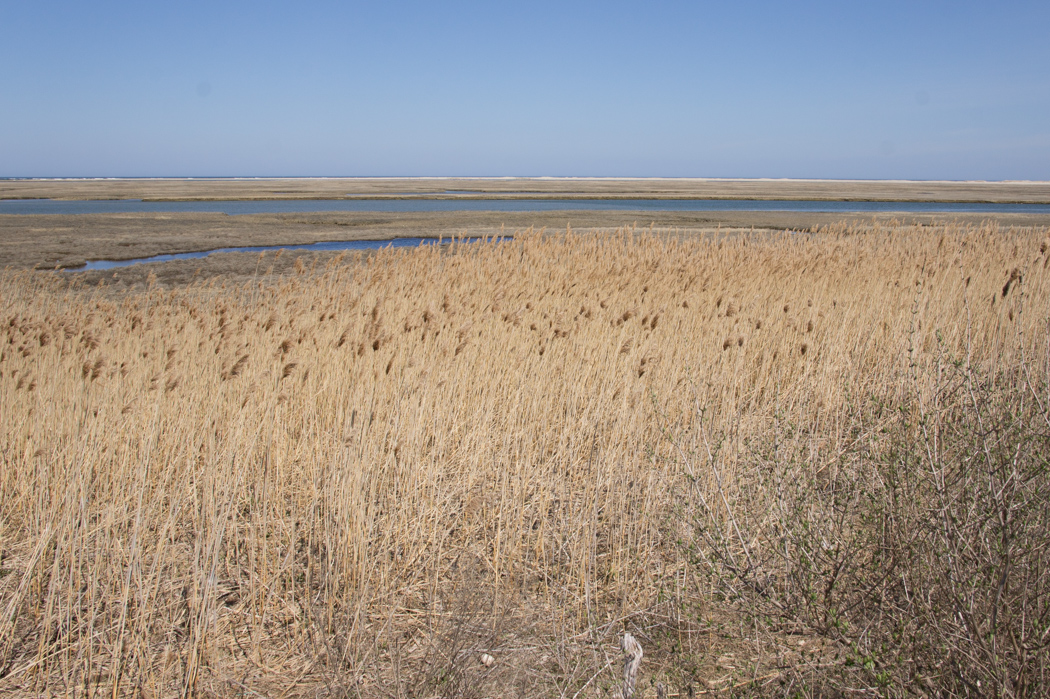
[0,223,1046,696]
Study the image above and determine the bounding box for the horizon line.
[3,176,1049,185]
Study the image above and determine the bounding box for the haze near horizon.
[2,1,1048,180]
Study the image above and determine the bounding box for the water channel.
[73,237,489,271]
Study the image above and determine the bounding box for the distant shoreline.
[3,176,1049,183]
[3,177,1050,204]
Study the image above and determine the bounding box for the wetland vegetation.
[1,221,1048,697]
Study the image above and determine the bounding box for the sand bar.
[3,177,1050,203]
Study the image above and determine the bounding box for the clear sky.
[2,1,1048,179]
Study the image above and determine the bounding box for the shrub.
[674,339,1050,696]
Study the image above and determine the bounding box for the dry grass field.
[1,223,1048,697]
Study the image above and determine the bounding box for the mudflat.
[3,178,1049,289]
[3,176,1050,202]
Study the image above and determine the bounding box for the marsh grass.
[0,223,1047,697]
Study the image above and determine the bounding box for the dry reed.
[0,223,1047,696]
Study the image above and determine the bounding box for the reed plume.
[0,222,1046,697]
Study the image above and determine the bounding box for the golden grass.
[0,223,1048,696]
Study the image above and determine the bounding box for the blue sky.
[2,1,1048,179]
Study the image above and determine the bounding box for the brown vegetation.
[9,209,1050,275]
[1,223,1048,697]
